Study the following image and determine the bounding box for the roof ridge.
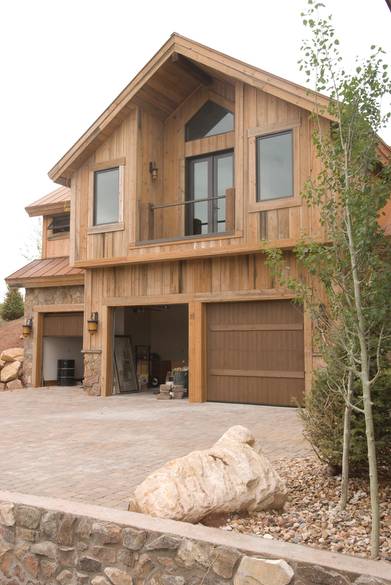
[48,33,390,185]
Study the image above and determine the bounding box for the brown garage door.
[206,300,304,406]
[43,313,83,337]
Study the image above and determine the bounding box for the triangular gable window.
[185,100,234,141]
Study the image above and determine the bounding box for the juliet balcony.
[137,187,235,244]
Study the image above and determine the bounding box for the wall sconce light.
[87,312,99,334]
[22,318,33,338]
[149,161,158,181]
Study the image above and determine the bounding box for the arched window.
[185,101,234,141]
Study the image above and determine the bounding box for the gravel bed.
[223,457,391,561]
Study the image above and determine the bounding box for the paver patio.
[0,387,310,510]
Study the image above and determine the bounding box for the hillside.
[0,318,24,353]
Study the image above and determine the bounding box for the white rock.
[0,361,21,383]
[0,503,15,526]
[6,379,23,390]
[0,348,24,363]
[128,425,287,522]
[234,557,294,585]
[104,567,133,585]
[91,578,111,585]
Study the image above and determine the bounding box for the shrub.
[1,286,24,321]
[300,363,391,474]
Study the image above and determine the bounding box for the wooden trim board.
[33,304,84,314]
[32,312,44,388]
[188,301,205,402]
[209,323,303,332]
[210,369,305,379]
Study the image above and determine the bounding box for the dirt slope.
[0,318,24,353]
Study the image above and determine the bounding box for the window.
[48,213,70,235]
[93,167,120,226]
[256,130,293,201]
[185,101,234,141]
[186,150,234,236]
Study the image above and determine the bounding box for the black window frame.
[185,100,234,142]
[93,166,120,226]
[185,149,234,236]
[256,129,294,202]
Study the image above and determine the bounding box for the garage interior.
[42,312,84,385]
[112,304,189,394]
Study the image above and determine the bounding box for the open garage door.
[42,312,83,385]
[206,300,304,406]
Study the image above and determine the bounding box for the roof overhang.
[6,257,84,289]
[25,186,71,217]
[48,33,352,186]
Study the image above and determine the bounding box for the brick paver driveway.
[0,387,310,509]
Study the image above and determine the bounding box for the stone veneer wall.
[0,491,390,585]
[82,351,102,396]
[23,286,84,386]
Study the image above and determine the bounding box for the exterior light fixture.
[87,312,99,334]
[22,318,33,338]
[149,161,158,181]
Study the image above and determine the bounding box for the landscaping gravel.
[223,457,391,561]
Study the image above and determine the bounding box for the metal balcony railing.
[137,188,235,243]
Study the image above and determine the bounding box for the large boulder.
[6,379,23,390]
[128,425,287,523]
[1,347,24,363]
[0,360,22,383]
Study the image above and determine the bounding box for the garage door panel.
[206,301,305,406]
[207,375,304,406]
[208,331,304,370]
[43,313,83,337]
[207,300,303,326]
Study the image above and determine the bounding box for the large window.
[185,101,234,141]
[256,130,293,201]
[93,167,120,225]
[186,150,234,236]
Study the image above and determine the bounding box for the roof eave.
[48,34,178,184]
[25,201,70,218]
[48,33,390,184]
[48,34,339,185]
[6,274,84,289]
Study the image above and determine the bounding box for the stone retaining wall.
[0,491,390,585]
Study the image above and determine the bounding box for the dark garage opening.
[112,304,188,394]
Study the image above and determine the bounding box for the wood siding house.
[6,34,391,404]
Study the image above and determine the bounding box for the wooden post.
[32,312,44,388]
[225,188,235,233]
[303,304,313,394]
[101,305,114,397]
[188,301,206,402]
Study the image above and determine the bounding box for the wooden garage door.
[206,300,304,406]
[43,313,83,337]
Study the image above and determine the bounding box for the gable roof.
[25,186,70,217]
[49,33,391,186]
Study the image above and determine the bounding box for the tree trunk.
[362,375,380,559]
[340,371,353,510]
[345,203,380,559]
